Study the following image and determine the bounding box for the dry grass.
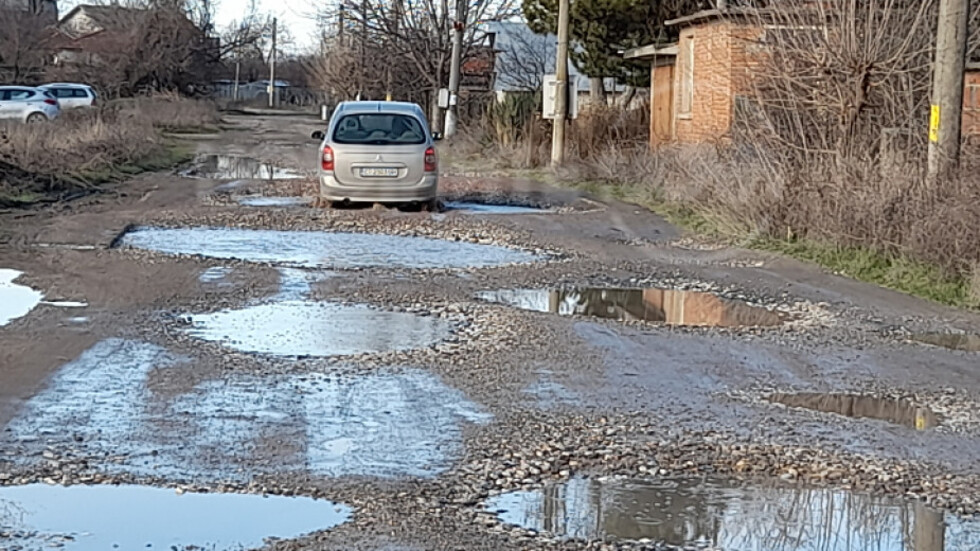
[0,95,214,200]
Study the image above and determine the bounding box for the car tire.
[26,113,47,124]
[423,198,441,213]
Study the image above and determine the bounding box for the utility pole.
[445,0,466,137]
[338,4,345,45]
[386,0,401,101]
[359,0,367,100]
[268,17,277,108]
[550,0,570,167]
[927,0,969,183]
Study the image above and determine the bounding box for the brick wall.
[674,22,734,143]
[965,70,980,138]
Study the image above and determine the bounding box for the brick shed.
[627,10,980,149]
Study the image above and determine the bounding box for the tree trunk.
[590,77,606,106]
[617,85,637,108]
[430,88,443,133]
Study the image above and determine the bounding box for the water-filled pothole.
[4,339,491,479]
[478,287,785,327]
[767,392,939,430]
[237,195,312,207]
[182,154,304,180]
[0,268,43,326]
[485,476,980,549]
[0,484,351,548]
[912,333,980,352]
[117,226,541,269]
[187,300,453,356]
[443,201,548,214]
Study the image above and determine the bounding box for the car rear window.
[332,114,426,145]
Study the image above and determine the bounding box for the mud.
[478,287,786,327]
[117,226,541,269]
[768,392,939,430]
[0,483,351,548]
[486,476,980,550]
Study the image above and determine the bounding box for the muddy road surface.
[2,114,980,551]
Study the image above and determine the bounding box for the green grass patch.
[76,141,194,184]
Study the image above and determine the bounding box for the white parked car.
[40,83,98,110]
[0,86,61,123]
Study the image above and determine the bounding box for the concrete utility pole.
[927,0,969,183]
[268,17,277,108]
[445,0,466,137]
[550,0,570,167]
[359,0,368,100]
[338,4,345,45]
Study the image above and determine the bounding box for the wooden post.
[268,17,277,108]
[445,0,466,137]
[550,0,570,167]
[927,0,969,183]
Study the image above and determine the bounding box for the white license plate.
[359,167,399,178]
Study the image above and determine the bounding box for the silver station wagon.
[313,101,440,210]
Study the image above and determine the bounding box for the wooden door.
[651,63,675,148]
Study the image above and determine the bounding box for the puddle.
[238,195,312,207]
[199,266,233,283]
[41,300,87,308]
[443,201,548,214]
[767,392,939,430]
[0,269,44,326]
[485,476,980,549]
[183,154,304,180]
[4,340,491,479]
[0,484,351,549]
[187,300,452,357]
[478,287,785,327]
[912,333,980,352]
[118,227,540,269]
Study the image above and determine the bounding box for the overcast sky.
[60,0,322,52]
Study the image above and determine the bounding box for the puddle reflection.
[0,483,350,549]
[768,393,939,430]
[486,476,980,550]
[185,155,304,180]
[479,287,785,327]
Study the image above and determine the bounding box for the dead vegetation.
[451,0,980,306]
[0,95,216,204]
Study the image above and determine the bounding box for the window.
[679,37,694,116]
[332,114,426,145]
[72,89,90,98]
[8,89,35,100]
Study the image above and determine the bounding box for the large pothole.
[116,226,541,269]
[912,333,980,353]
[484,476,980,549]
[4,340,491,480]
[181,154,305,180]
[477,287,786,327]
[767,392,939,430]
[0,483,351,548]
[186,300,454,357]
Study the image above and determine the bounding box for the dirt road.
[1,113,979,551]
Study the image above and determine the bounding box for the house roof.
[623,44,678,60]
[58,4,147,33]
[968,62,980,72]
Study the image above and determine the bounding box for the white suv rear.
[0,87,61,123]
[40,83,98,110]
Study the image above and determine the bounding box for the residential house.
[626,7,980,148]
[481,21,622,103]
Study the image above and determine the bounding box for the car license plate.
[359,167,398,178]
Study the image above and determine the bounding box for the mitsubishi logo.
[374,154,384,162]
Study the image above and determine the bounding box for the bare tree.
[0,4,51,83]
[490,21,555,92]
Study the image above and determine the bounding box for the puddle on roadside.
[183,154,304,180]
[485,476,980,549]
[767,392,939,430]
[0,484,351,549]
[199,266,233,283]
[478,287,785,327]
[4,340,491,479]
[187,300,453,357]
[912,333,980,352]
[443,201,548,214]
[237,195,312,207]
[118,226,540,269]
[0,269,43,326]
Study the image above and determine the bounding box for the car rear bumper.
[319,173,437,203]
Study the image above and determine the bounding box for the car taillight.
[321,146,334,171]
[44,99,57,106]
[424,147,437,172]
